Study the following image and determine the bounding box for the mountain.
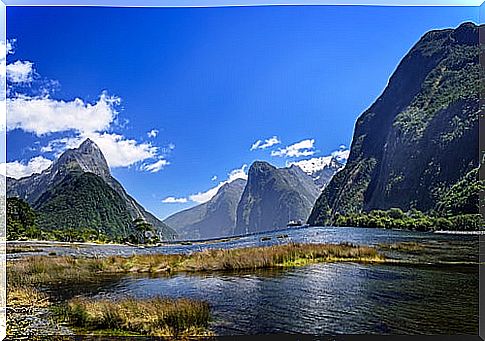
[164,178,246,240]
[308,22,480,225]
[234,161,320,235]
[289,155,345,189]
[7,139,177,240]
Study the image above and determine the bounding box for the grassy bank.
[8,242,385,288]
[7,242,384,337]
[59,296,212,337]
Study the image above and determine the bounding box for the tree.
[131,218,157,244]
[6,197,40,240]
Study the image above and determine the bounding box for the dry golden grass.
[6,245,43,254]
[63,296,212,337]
[6,242,385,337]
[7,286,50,307]
[8,242,385,288]
[7,255,101,288]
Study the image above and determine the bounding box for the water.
[11,226,480,335]
[7,226,480,262]
[91,263,478,335]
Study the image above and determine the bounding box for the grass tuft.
[61,296,212,337]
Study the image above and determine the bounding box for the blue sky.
[4,5,479,219]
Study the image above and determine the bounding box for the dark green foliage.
[6,197,42,240]
[128,218,158,244]
[6,138,178,241]
[436,168,484,215]
[309,23,480,225]
[34,172,133,240]
[309,158,377,226]
[334,208,482,231]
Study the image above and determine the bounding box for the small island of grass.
[7,242,385,337]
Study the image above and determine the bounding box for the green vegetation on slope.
[7,177,160,243]
[6,197,40,240]
[334,208,482,231]
[436,168,484,215]
[308,23,480,227]
[34,172,133,239]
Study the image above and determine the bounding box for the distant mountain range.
[164,178,247,240]
[165,158,339,240]
[234,162,321,235]
[308,22,480,225]
[7,139,177,240]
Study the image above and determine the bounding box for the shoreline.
[6,225,484,248]
[433,230,485,235]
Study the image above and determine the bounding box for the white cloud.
[288,156,333,174]
[227,164,248,182]
[0,40,13,130]
[142,158,170,173]
[0,40,14,58]
[7,93,120,135]
[162,196,188,204]
[44,132,162,169]
[331,147,350,163]
[0,40,14,77]
[250,135,281,151]
[0,100,5,133]
[11,92,171,171]
[7,60,34,83]
[271,139,315,158]
[3,156,52,179]
[189,164,248,204]
[211,175,218,181]
[5,39,173,174]
[288,145,350,175]
[147,129,159,138]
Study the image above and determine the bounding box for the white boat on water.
[286,220,309,228]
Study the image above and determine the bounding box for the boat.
[287,220,310,228]
[287,220,303,227]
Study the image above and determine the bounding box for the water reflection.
[87,263,478,335]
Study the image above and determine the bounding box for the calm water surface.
[14,227,480,335]
[91,263,477,335]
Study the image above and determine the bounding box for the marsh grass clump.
[173,242,384,272]
[7,286,50,307]
[7,256,102,289]
[7,242,385,289]
[6,242,384,337]
[62,296,212,336]
[6,245,43,254]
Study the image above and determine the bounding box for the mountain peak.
[78,138,98,150]
[249,161,275,174]
[55,138,110,181]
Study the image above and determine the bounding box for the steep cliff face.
[7,139,177,240]
[308,22,479,225]
[164,179,246,240]
[235,161,320,234]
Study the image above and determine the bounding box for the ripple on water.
[84,261,478,335]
